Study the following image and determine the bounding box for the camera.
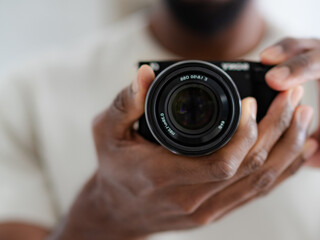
[138,60,278,156]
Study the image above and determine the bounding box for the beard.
[165,0,250,36]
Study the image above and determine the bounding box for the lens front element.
[169,84,218,133]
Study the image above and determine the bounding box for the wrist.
[49,172,149,240]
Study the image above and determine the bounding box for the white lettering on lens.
[180,75,189,81]
[160,113,176,136]
[180,74,208,82]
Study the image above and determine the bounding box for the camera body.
[138,60,278,156]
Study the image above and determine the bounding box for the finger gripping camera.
[138,60,278,156]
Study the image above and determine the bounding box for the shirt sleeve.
[0,71,57,228]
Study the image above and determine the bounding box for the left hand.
[260,37,320,167]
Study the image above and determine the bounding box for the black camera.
[138,60,278,156]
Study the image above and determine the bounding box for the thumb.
[94,65,155,140]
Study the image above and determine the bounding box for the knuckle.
[212,157,238,180]
[191,214,212,226]
[241,119,258,146]
[279,116,290,131]
[253,169,277,192]
[292,53,312,70]
[281,37,298,49]
[112,88,129,114]
[245,149,268,173]
[176,200,199,215]
[276,105,293,132]
[91,112,110,144]
[245,121,258,145]
[239,119,258,146]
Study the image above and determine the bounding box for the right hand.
[53,65,316,240]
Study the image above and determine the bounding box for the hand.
[50,66,316,240]
[260,37,320,166]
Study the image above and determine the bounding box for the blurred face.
[165,0,250,35]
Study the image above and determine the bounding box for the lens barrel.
[144,60,241,156]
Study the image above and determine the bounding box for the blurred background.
[1,0,320,76]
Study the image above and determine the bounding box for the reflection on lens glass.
[171,85,216,131]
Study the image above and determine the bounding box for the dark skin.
[261,37,320,167]
[1,0,319,239]
[149,0,266,60]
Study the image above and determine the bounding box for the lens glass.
[170,85,217,131]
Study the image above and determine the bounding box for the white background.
[0,0,320,76]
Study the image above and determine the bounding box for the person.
[0,0,320,239]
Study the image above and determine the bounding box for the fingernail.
[250,98,257,120]
[303,140,318,160]
[266,66,290,82]
[261,45,283,60]
[132,77,139,94]
[289,86,304,108]
[298,106,314,129]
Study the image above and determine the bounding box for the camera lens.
[143,60,241,156]
[169,84,218,133]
